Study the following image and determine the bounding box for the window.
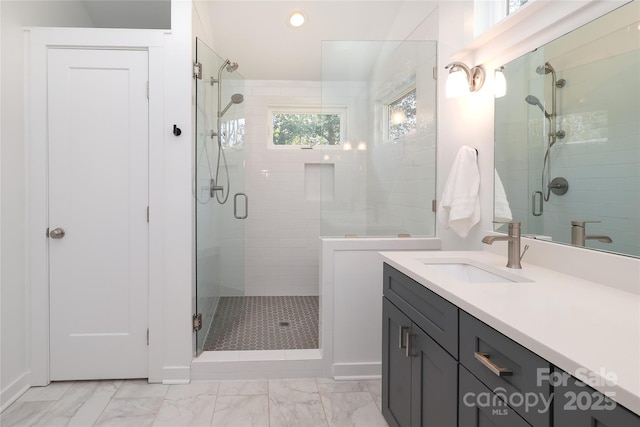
[269,106,346,148]
[387,89,416,140]
[508,0,528,15]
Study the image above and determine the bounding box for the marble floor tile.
[321,391,388,427]
[0,401,56,427]
[269,378,319,398]
[211,395,269,427]
[268,379,327,427]
[94,397,164,427]
[2,377,390,427]
[33,380,122,427]
[17,381,75,402]
[363,380,383,411]
[217,380,268,396]
[113,380,169,399]
[164,381,219,400]
[315,378,370,394]
[152,394,216,427]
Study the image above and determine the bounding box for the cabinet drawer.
[460,311,551,427]
[459,366,532,427]
[383,263,458,357]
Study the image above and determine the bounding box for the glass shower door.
[195,38,246,355]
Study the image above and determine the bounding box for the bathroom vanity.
[380,251,640,427]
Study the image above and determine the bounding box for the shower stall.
[194,38,438,357]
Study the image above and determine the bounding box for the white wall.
[437,0,494,250]
[0,1,94,409]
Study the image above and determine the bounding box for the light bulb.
[446,69,470,98]
[494,69,507,98]
[289,11,306,28]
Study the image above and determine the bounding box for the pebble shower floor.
[203,296,319,351]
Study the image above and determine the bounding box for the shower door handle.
[532,191,543,216]
[234,193,248,219]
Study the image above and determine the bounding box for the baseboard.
[161,365,191,384]
[1,371,31,413]
[332,362,381,380]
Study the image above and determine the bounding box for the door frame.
[26,28,165,385]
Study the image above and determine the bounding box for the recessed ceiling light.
[289,11,306,28]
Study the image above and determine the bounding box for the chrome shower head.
[525,95,551,119]
[219,93,244,117]
[535,62,555,75]
[213,60,240,83]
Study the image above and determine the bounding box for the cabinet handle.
[405,330,415,357]
[399,326,409,350]
[474,352,513,377]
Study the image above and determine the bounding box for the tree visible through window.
[388,89,416,140]
[272,112,342,146]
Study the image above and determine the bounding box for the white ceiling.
[204,1,439,81]
[80,1,438,81]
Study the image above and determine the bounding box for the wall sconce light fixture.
[444,62,485,98]
[494,67,507,98]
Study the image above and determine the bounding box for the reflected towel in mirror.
[494,169,512,227]
[437,146,480,237]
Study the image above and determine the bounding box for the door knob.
[49,227,66,239]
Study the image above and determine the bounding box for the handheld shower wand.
[210,59,242,204]
[525,62,567,202]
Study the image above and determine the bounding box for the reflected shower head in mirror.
[219,93,244,117]
[525,95,551,119]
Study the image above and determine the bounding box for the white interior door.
[48,48,149,380]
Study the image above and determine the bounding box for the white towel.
[437,146,480,237]
[494,169,512,223]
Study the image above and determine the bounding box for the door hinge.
[146,81,149,99]
[433,66,438,80]
[193,61,202,80]
[146,206,149,222]
[193,313,203,332]
[432,199,437,212]
[147,328,150,346]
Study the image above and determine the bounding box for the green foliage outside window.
[272,113,341,146]
[388,89,417,140]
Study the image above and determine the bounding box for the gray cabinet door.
[554,373,640,427]
[459,366,532,427]
[411,324,458,427]
[382,298,413,427]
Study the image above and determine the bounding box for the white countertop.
[380,250,640,416]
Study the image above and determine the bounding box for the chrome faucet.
[571,220,613,247]
[482,222,526,269]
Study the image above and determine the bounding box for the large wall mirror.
[494,0,639,258]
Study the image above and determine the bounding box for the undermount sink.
[419,259,532,284]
